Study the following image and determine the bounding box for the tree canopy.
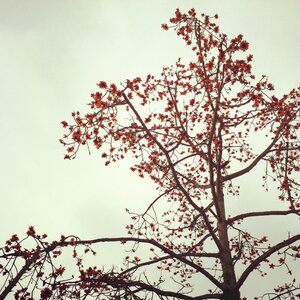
[1,8,299,300]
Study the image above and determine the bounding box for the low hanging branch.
[1,8,299,300]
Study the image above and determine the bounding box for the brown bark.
[222,289,241,300]
[217,196,239,299]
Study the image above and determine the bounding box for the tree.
[1,8,299,300]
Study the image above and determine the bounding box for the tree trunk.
[216,185,239,299]
[218,218,239,298]
[223,289,241,300]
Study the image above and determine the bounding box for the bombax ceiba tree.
[1,8,300,300]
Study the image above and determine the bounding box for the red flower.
[55,266,65,276]
[206,61,214,71]
[247,54,253,62]
[161,24,169,31]
[188,8,196,17]
[175,8,182,21]
[10,234,19,242]
[40,288,52,299]
[110,83,117,92]
[240,41,249,51]
[278,258,285,264]
[61,121,68,128]
[26,226,36,236]
[67,147,74,153]
[72,129,82,142]
[97,81,107,89]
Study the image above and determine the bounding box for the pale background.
[0,0,299,298]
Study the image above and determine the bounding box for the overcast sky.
[0,1,299,298]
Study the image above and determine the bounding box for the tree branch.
[86,274,223,300]
[122,92,223,252]
[237,234,300,289]
[0,251,41,299]
[227,209,300,224]
[223,127,283,182]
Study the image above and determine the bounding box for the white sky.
[0,0,299,298]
